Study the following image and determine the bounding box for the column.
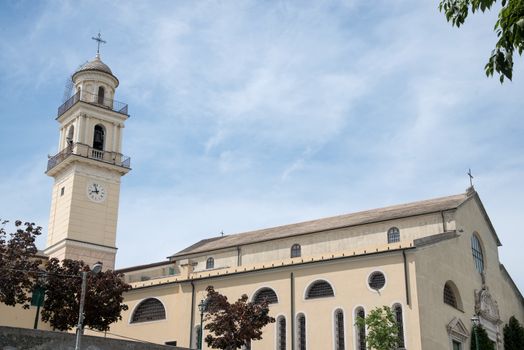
[112,122,117,152]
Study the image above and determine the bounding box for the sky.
[0,0,523,292]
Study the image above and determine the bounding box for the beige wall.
[111,250,417,350]
[415,197,524,349]
[0,303,52,331]
[178,212,453,278]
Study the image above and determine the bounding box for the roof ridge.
[172,191,468,258]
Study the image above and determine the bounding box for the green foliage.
[0,220,42,308]
[204,286,275,349]
[471,324,496,350]
[0,218,131,331]
[439,0,524,82]
[355,306,399,350]
[503,316,524,349]
[39,258,131,331]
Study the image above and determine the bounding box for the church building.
[1,52,523,350]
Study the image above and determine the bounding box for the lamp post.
[75,262,103,350]
[197,298,208,350]
[471,315,480,350]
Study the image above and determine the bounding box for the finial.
[466,168,476,196]
[91,32,107,56]
[467,168,474,188]
[220,230,224,237]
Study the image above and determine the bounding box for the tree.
[503,316,524,349]
[203,286,275,349]
[0,218,131,331]
[355,306,399,350]
[0,220,42,308]
[38,258,131,331]
[439,0,524,83]
[471,324,496,350]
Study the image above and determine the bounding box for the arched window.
[355,307,366,350]
[306,280,334,299]
[387,227,400,243]
[471,234,484,273]
[334,309,345,350]
[277,316,286,350]
[443,281,462,309]
[131,298,166,323]
[98,86,105,104]
[206,257,214,269]
[297,313,306,350]
[291,244,301,258]
[393,304,404,348]
[93,124,105,151]
[253,287,278,305]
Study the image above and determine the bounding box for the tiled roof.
[171,192,470,258]
[74,55,114,76]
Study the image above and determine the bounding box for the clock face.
[86,182,106,202]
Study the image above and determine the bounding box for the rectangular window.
[452,340,462,350]
[60,187,65,196]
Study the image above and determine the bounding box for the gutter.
[402,250,410,306]
[290,272,295,350]
[190,281,195,348]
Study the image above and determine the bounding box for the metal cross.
[91,32,106,54]
[467,168,474,187]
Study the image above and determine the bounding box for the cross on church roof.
[91,32,106,55]
[467,168,474,187]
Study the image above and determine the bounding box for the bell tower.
[44,46,130,270]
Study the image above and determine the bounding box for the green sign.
[31,286,45,307]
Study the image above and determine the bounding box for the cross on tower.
[467,168,474,187]
[91,32,106,55]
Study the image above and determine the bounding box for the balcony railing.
[47,143,131,172]
[57,91,128,118]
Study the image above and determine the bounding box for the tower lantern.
[45,48,130,270]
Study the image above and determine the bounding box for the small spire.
[467,168,474,188]
[91,32,106,56]
[466,168,476,196]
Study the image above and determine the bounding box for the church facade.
[1,53,523,350]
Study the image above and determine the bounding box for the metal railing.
[47,142,131,172]
[57,91,129,117]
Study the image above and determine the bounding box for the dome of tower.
[75,54,114,76]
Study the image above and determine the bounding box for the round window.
[368,271,386,290]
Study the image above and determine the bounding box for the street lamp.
[197,298,208,350]
[471,315,480,350]
[75,262,103,350]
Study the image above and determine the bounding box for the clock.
[87,182,106,202]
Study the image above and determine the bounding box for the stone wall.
[0,326,189,350]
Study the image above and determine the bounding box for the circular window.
[368,271,386,290]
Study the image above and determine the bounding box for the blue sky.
[1,1,523,291]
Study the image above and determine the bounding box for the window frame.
[443,280,462,310]
[392,303,405,349]
[304,279,335,300]
[333,308,346,350]
[129,297,167,324]
[252,287,279,305]
[276,315,286,350]
[471,233,485,274]
[291,243,301,258]
[387,227,400,244]
[354,306,366,350]
[367,271,387,292]
[296,312,307,350]
[206,257,214,269]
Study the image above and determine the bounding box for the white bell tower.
[45,41,130,270]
